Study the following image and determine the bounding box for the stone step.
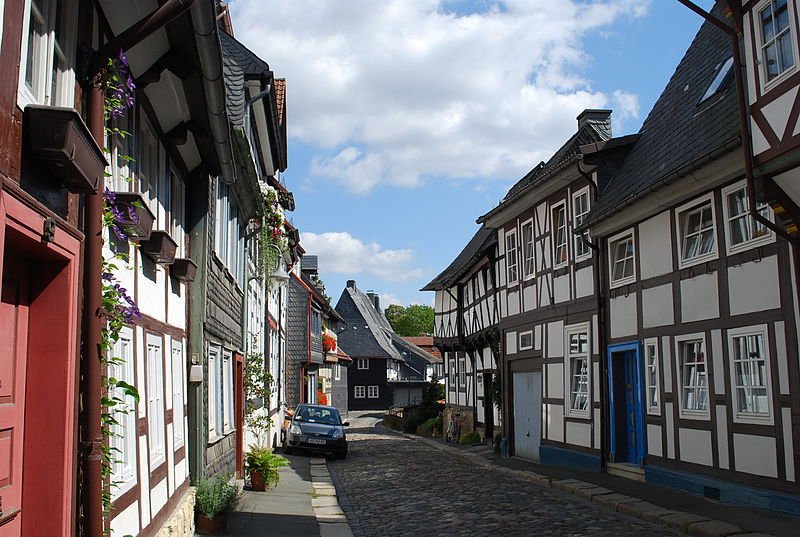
[607,462,645,482]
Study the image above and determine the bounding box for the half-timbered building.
[476,110,616,468]
[583,4,800,513]
[423,225,501,442]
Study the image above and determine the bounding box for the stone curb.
[310,457,354,537]
[388,428,774,537]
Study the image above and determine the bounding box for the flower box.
[25,105,107,194]
[170,258,197,282]
[110,192,155,240]
[139,230,178,264]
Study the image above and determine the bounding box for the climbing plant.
[244,352,274,446]
[96,50,141,530]
[258,184,287,282]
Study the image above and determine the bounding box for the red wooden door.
[0,261,29,533]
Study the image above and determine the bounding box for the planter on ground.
[25,105,107,194]
[196,513,227,535]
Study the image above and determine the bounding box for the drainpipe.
[83,2,196,536]
[577,159,608,470]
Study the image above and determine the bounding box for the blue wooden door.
[608,343,646,465]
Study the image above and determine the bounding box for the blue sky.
[230,0,715,308]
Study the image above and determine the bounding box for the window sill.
[678,410,710,421]
[732,413,773,426]
[727,233,773,256]
[761,63,798,94]
[678,251,718,271]
[565,411,591,420]
[609,276,636,290]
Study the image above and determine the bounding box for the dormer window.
[759,0,795,84]
[700,57,733,102]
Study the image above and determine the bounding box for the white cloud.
[231,0,650,194]
[379,293,404,307]
[612,90,640,123]
[299,231,425,283]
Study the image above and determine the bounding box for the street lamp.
[264,242,289,287]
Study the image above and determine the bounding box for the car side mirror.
[342,421,350,427]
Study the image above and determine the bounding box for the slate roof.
[335,284,438,372]
[585,3,740,227]
[335,285,402,360]
[402,336,442,360]
[421,225,496,291]
[220,30,270,126]
[479,113,611,224]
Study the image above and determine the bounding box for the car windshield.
[295,406,340,425]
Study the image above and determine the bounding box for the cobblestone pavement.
[328,412,681,537]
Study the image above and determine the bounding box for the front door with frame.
[608,342,646,465]
[512,371,541,461]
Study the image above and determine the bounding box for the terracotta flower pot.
[196,513,227,535]
[249,469,267,491]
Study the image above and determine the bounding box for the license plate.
[307,438,327,445]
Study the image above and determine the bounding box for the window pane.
[779,31,795,71]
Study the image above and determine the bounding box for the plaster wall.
[727,256,781,315]
[680,273,719,322]
[639,211,673,279]
[733,434,778,478]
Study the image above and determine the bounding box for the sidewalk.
[391,427,800,537]
[218,454,353,537]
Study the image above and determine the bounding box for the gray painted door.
[513,371,542,460]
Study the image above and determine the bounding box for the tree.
[384,304,434,336]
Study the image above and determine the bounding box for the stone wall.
[206,432,236,477]
[443,404,476,442]
[154,487,195,537]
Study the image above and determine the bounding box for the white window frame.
[721,180,774,254]
[208,346,220,439]
[572,187,591,260]
[357,358,369,370]
[564,322,591,418]
[519,330,533,351]
[354,385,366,398]
[109,326,137,498]
[552,201,569,268]
[608,229,636,288]
[334,363,341,381]
[756,0,798,91]
[644,338,661,416]
[676,194,718,269]
[728,325,774,425]
[367,385,379,399]
[222,350,234,433]
[675,333,710,420]
[172,340,186,448]
[521,219,535,279]
[505,228,519,285]
[17,0,78,109]
[146,334,166,467]
[458,356,467,387]
[448,357,456,391]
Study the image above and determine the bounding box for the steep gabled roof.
[421,225,496,291]
[585,3,740,227]
[335,286,402,360]
[479,112,611,224]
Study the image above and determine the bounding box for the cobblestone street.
[328,413,681,537]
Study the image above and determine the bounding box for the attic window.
[700,57,733,103]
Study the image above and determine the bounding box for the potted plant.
[245,445,288,491]
[194,474,239,535]
[322,333,336,353]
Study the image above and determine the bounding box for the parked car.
[283,404,349,459]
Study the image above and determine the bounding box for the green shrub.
[402,415,422,433]
[245,445,289,487]
[460,431,482,445]
[419,416,443,437]
[195,475,239,517]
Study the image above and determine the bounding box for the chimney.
[577,109,612,140]
[346,279,357,290]
[372,294,380,312]
[301,255,318,274]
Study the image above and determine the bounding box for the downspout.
[577,159,608,470]
[84,1,196,536]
